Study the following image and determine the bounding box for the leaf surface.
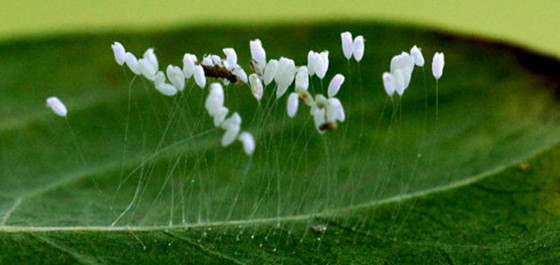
[0,23,559,264]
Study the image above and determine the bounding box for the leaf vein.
[0,198,23,226]
[29,233,102,265]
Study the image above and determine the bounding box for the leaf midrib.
[1,140,557,232]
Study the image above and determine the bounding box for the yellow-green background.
[1,0,558,58]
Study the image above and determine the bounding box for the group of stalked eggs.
[46,31,444,156]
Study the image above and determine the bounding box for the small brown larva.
[310,224,327,234]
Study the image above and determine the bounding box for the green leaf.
[1,23,559,264]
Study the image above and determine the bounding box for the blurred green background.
[1,0,559,58]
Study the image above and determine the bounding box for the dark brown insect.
[319,122,338,131]
[201,64,238,83]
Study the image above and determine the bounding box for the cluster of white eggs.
[46,31,444,156]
